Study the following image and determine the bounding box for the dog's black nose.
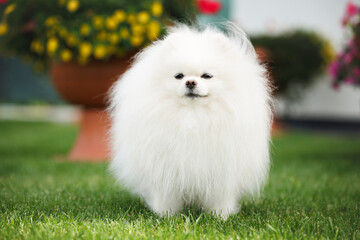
[185,80,197,89]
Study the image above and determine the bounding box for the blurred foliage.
[0,0,196,70]
[163,0,197,24]
[251,31,334,99]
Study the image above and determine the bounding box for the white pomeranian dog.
[109,24,272,219]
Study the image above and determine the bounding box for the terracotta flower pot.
[51,56,134,161]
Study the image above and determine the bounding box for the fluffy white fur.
[109,24,272,219]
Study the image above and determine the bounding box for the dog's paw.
[147,194,183,217]
[206,199,240,220]
[211,208,237,220]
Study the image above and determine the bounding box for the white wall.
[231,0,360,120]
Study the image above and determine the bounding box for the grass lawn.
[0,120,359,239]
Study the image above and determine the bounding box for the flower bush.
[329,2,360,89]
[0,0,195,70]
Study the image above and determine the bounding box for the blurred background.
[232,0,360,130]
[0,0,359,160]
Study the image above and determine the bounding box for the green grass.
[0,120,359,239]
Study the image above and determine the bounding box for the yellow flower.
[67,0,79,13]
[92,16,104,29]
[31,40,44,54]
[58,0,66,6]
[47,37,59,54]
[147,20,161,40]
[127,14,136,24]
[78,57,88,65]
[108,33,120,44]
[66,35,77,46]
[46,29,56,37]
[137,11,150,24]
[94,45,107,59]
[151,2,163,16]
[0,23,8,36]
[4,4,16,16]
[107,45,116,54]
[96,31,107,41]
[59,27,68,38]
[45,16,58,27]
[321,40,335,65]
[79,42,92,58]
[130,35,144,47]
[106,17,118,30]
[60,49,72,62]
[52,24,61,32]
[131,24,145,36]
[119,28,129,39]
[113,10,126,22]
[30,40,37,50]
[80,23,91,36]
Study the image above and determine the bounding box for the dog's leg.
[203,194,240,220]
[146,191,184,217]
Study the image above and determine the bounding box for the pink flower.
[344,77,356,84]
[332,82,340,90]
[342,18,348,26]
[348,39,355,48]
[342,2,359,25]
[329,61,340,77]
[346,2,358,17]
[354,67,360,76]
[342,16,349,26]
[344,52,353,63]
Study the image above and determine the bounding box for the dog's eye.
[201,73,213,79]
[174,73,184,80]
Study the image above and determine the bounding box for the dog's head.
[161,27,237,102]
[131,25,261,107]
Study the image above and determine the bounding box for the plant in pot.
[329,2,360,89]
[0,0,196,161]
[251,30,334,99]
[251,30,334,132]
